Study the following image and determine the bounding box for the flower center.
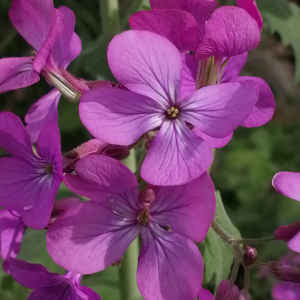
[137,208,150,225]
[167,107,179,119]
[45,163,53,174]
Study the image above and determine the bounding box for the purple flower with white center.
[0,0,86,142]
[9,259,101,300]
[79,30,258,186]
[0,111,63,230]
[47,155,216,300]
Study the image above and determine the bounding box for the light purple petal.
[180,82,259,138]
[221,53,248,83]
[181,53,197,99]
[141,119,213,186]
[9,0,56,50]
[10,259,60,289]
[0,210,26,273]
[236,0,263,31]
[107,30,182,108]
[193,129,233,148]
[199,288,214,300]
[80,87,164,145]
[25,89,60,143]
[0,57,39,93]
[195,6,260,59]
[47,201,141,274]
[288,231,300,258]
[64,155,138,203]
[150,172,215,242]
[273,172,300,202]
[137,224,203,300]
[272,282,299,300]
[0,111,34,160]
[237,77,275,127]
[129,10,198,52]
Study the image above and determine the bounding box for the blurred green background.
[1,0,300,299]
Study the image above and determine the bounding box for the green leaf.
[256,0,300,83]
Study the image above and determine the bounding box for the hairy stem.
[234,236,275,245]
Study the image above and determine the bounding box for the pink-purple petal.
[273,172,300,202]
[199,288,215,300]
[221,53,248,83]
[181,53,197,99]
[0,57,39,93]
[180,82,259,138]
[64,33,82,68]
[47,201,141,274]
[195,6,260,59]
[107,30,182,108]
[288,231,300,258]
[272,282,299,300]
[150,172,215,242]
[80,87,164,145]
[193,129,233,148]
[141,119,213,186]
[137,223,203,300]
[129,10,199,52]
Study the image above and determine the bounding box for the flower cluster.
[0,0,282,299]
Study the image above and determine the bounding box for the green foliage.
[256,0,300,83]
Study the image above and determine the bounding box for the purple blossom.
[79,30,258,186]
[47,155,216,300]
[0,111,63,230]
[9,259,101,300]
[0,0,85,142]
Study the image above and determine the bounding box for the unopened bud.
[261,261,300,282]
[139,187,156,206]
[274,221,300,242]
[242,246,258,267]
[215,280,240,300]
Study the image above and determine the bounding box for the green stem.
[234,236,276,245]
[244,267,250,293]
[100,0,120,36]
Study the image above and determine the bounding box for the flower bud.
[242,246,258,267]
[261,261,300,282]
[274,221,300,242]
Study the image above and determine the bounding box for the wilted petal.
[108,30,182,108]
[137,224,203,300]
[195,6,260,59]
[129,10,198,52]
[236,0,263,31]
[64,155,138,203]
[221,53,248,83]
[25,89,60,143]
[141,119,213,186]
[47,201,141,274]
[273,172,300,202]
[80,87,164,145]
[180,82,258,138]
[9,0,56,50]
[193,129,233,148]
[0,57,39,93]
[237,77,275,127]
[150,172,215,242]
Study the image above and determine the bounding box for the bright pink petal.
[64,33,82,68]
[107,30,182,108]
[141,119,213,186]
[195,6,260,59]
[193,129,233,148]
[80,87,164,145]
[0,57,39,93]
[25,89,60,143]
[150,172,215,242]
[137,224,203,300]
[180,82,259,138]
[0,210,26,273]
[199,288,214,300]
[273,172,300,202]
[64,155,138,203]
[0,111,34,160]
[236,0,263,31]
[9,0,56,50]
[221,53,248,83]
[47,201,141,274]
[237,77,275,127]
[129,10,198,52]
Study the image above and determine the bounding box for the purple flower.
[0,112,63,230]
[9,259,101,300]
[273,282,300,300]
[47,155,216,300]
[0,0,85,142]
[80,30,258,186]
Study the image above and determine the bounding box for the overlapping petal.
[221,53,248,83]
[150,173,215,242]
[141,119,213,186]
[199,288,215,300]
[180,81,258,138]
[273,172,300,202]
[64,33,82,68]
[129,10,198,52]
[195,6,260,59]
[137,224,203,300]
[181,53,198,99]
[193,129,233,148]
[0,57,39,94]
[107,30,182,108]
[47,201,141,274]
[80,87,164,145]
